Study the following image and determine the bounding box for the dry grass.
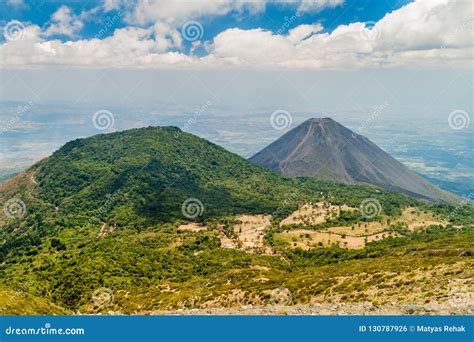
[206,214,273,252]
[177,223,207,232]
[280,202,356,226]
[276,205,447,250]
[276,229,401,249]
[0,287,69,315]
[220,234,236,249]
[175,206,447,252]
[326,222,386,236]
[396,207,447,231]
[234,214,271,251]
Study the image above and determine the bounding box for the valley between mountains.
[0,123,472,315]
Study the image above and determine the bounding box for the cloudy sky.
[0,0,472,70]
[0,0,472,114]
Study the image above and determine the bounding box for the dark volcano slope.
[250,118,458,203]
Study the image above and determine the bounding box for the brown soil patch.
[220,235,236,249]
[396,207,447,231]
[97,223,115,238]
[217,214,272,253]
[280,202,356,226]
[276,229,401,249]
[234,214,271,251]
[177,223,207,232]
[277,205,447,250]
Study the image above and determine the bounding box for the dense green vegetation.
[33,126,301,224]
[1,223,472,313]
[0,126,472,314]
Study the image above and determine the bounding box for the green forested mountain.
[29,125,301,224]
[0,126,472,314]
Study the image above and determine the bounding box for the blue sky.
[1,0,412,43]
[0,0,413,60]
[0,0,471,69]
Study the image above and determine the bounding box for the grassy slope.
[0,287,69,315]
[1,224,472,314]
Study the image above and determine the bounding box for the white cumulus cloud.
[0,0,471,70]
[42,6,84,37]
[297,0,344,13]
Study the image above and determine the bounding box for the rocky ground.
[145,302,473,316]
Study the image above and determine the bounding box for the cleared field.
[280,202,356,226]
[276,206,447,249]
[175,206,447,251]
[177,215,272,252]
[232,214,272,253]
[326,222,386,236]
[177,223,207,232]
[396,207,447,231]
[276,229,401,249]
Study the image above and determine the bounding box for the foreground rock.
[146,302,473,316]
